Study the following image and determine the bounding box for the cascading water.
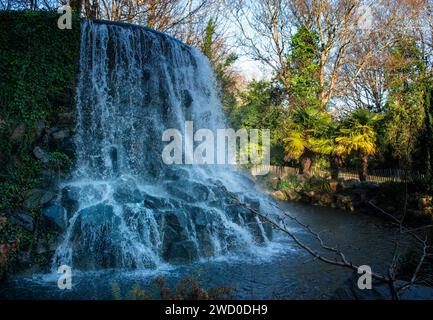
[52,20,272,271]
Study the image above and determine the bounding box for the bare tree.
[227,0,401,112]
[78,0,214,43]
[227,0,294,94]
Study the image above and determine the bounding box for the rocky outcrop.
[41,205,67,231]
[4,209,35,232]
[70,203,123,269]
[23,189,56,210]
[113,177,143,204]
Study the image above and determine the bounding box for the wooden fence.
[251,165,425,183]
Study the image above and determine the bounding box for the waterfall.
[52,20,271,271]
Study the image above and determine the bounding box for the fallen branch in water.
[230,193,433,300]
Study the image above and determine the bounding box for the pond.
[0,202,409,300]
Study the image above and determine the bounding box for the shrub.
[112,276,234,300]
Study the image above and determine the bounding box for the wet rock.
[329,180,339,193]
[318,193,334,206]
[61,186,80,217]
[191,208,213,227]
[161,211,193,262]
[189,208,216,256]
[336,195,355,212]
[165,179,211,202]
[165,183,195,202]
[162,211,198,263]
[11,123,26,142]
[243,196,260,211]
[36,237,59,255]
[165,240,199,263]
[77,203,117,226]
[272,190,287,201]
[163,211,188,235]
[270,178,279,190]
[113,177,142,204]
[209,184,236,205]
[191,182,210,202]
[41,205,67,230]
[284,190,301,202]
[58,112,74,128]
[195,230,214,256]
[52,130,70,140]
[418,196,433,217]
[4,209,34,231]
[164,167,190,181]
[261,217,273,240]
[224,203,249,224]
[23,189,56,210]
[71,203,123,269]
[181,89,193,109]
[144,193,178,210]
[246,218,267,243]
[33,146,50,164]
[35,119,46,139]
[40,169,60,189]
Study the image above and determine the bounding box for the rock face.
[41,205,67,231]
[4,209,35,231]
[53,176,273,268]
[113,178,143,204]
[33,146,50,164]
[23,189,56,210]
[272,190,287,201]
[70,203,124,269]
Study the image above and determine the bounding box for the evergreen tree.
[288,26,321,111]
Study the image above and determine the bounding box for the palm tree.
[282,107,332,176]
[310,124,343,180]
[335,109,381,181]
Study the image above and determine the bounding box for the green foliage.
[281,107,333,173]
[276,173,299,191]
[201,18,240,117]
[288,26,321,110]
[0,155,43,209]
[230,80,286,165]
[0,10,81,208]
[384,40,427,166]
[203,19,216,61]
[276,173,331,195]
[48,151,73,173]
[302,176,332,194]
[335,109,381,158]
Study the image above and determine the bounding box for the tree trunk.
[330,155,340,180]
[300,154,313,176]
[359,153,368,182]
[70,0,83,13]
